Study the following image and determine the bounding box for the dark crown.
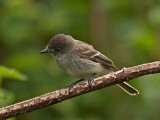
[48,34,73,50]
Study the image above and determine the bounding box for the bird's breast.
[56,54,109,79]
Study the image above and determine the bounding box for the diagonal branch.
[0,61,160,120]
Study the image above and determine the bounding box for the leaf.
[0,66,27,81]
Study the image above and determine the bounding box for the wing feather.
[75,41,118,70]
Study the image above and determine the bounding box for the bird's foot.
[67,79,84,91]
[88,73,96,89]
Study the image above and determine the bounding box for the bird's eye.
[55,48,61,52]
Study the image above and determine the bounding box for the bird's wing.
[74,41,118,70]
[74,41,140,96]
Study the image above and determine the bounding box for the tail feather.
[117,82,139,96]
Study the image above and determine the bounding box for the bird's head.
[40,34,74,57]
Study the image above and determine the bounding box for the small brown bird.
[40,34,139,95]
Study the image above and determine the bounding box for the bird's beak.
[40,48,50,54]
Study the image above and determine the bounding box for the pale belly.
[56,55,111,79]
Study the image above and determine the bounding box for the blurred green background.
[0,0,160,120]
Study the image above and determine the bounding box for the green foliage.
[149,6,160,26]
[0,0,160,120]
[0,88,15,107]
[0,66,27,82]
[0,66,26,107]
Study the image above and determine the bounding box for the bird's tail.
[117,82,139,96]
[110,65,139,95]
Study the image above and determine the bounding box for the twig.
[0,61,160,120]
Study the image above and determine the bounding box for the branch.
[0,61,160,120]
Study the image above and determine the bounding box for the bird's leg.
[88,73,96,89]
[68,79,84,91]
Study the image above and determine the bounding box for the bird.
[40,34,139,95]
